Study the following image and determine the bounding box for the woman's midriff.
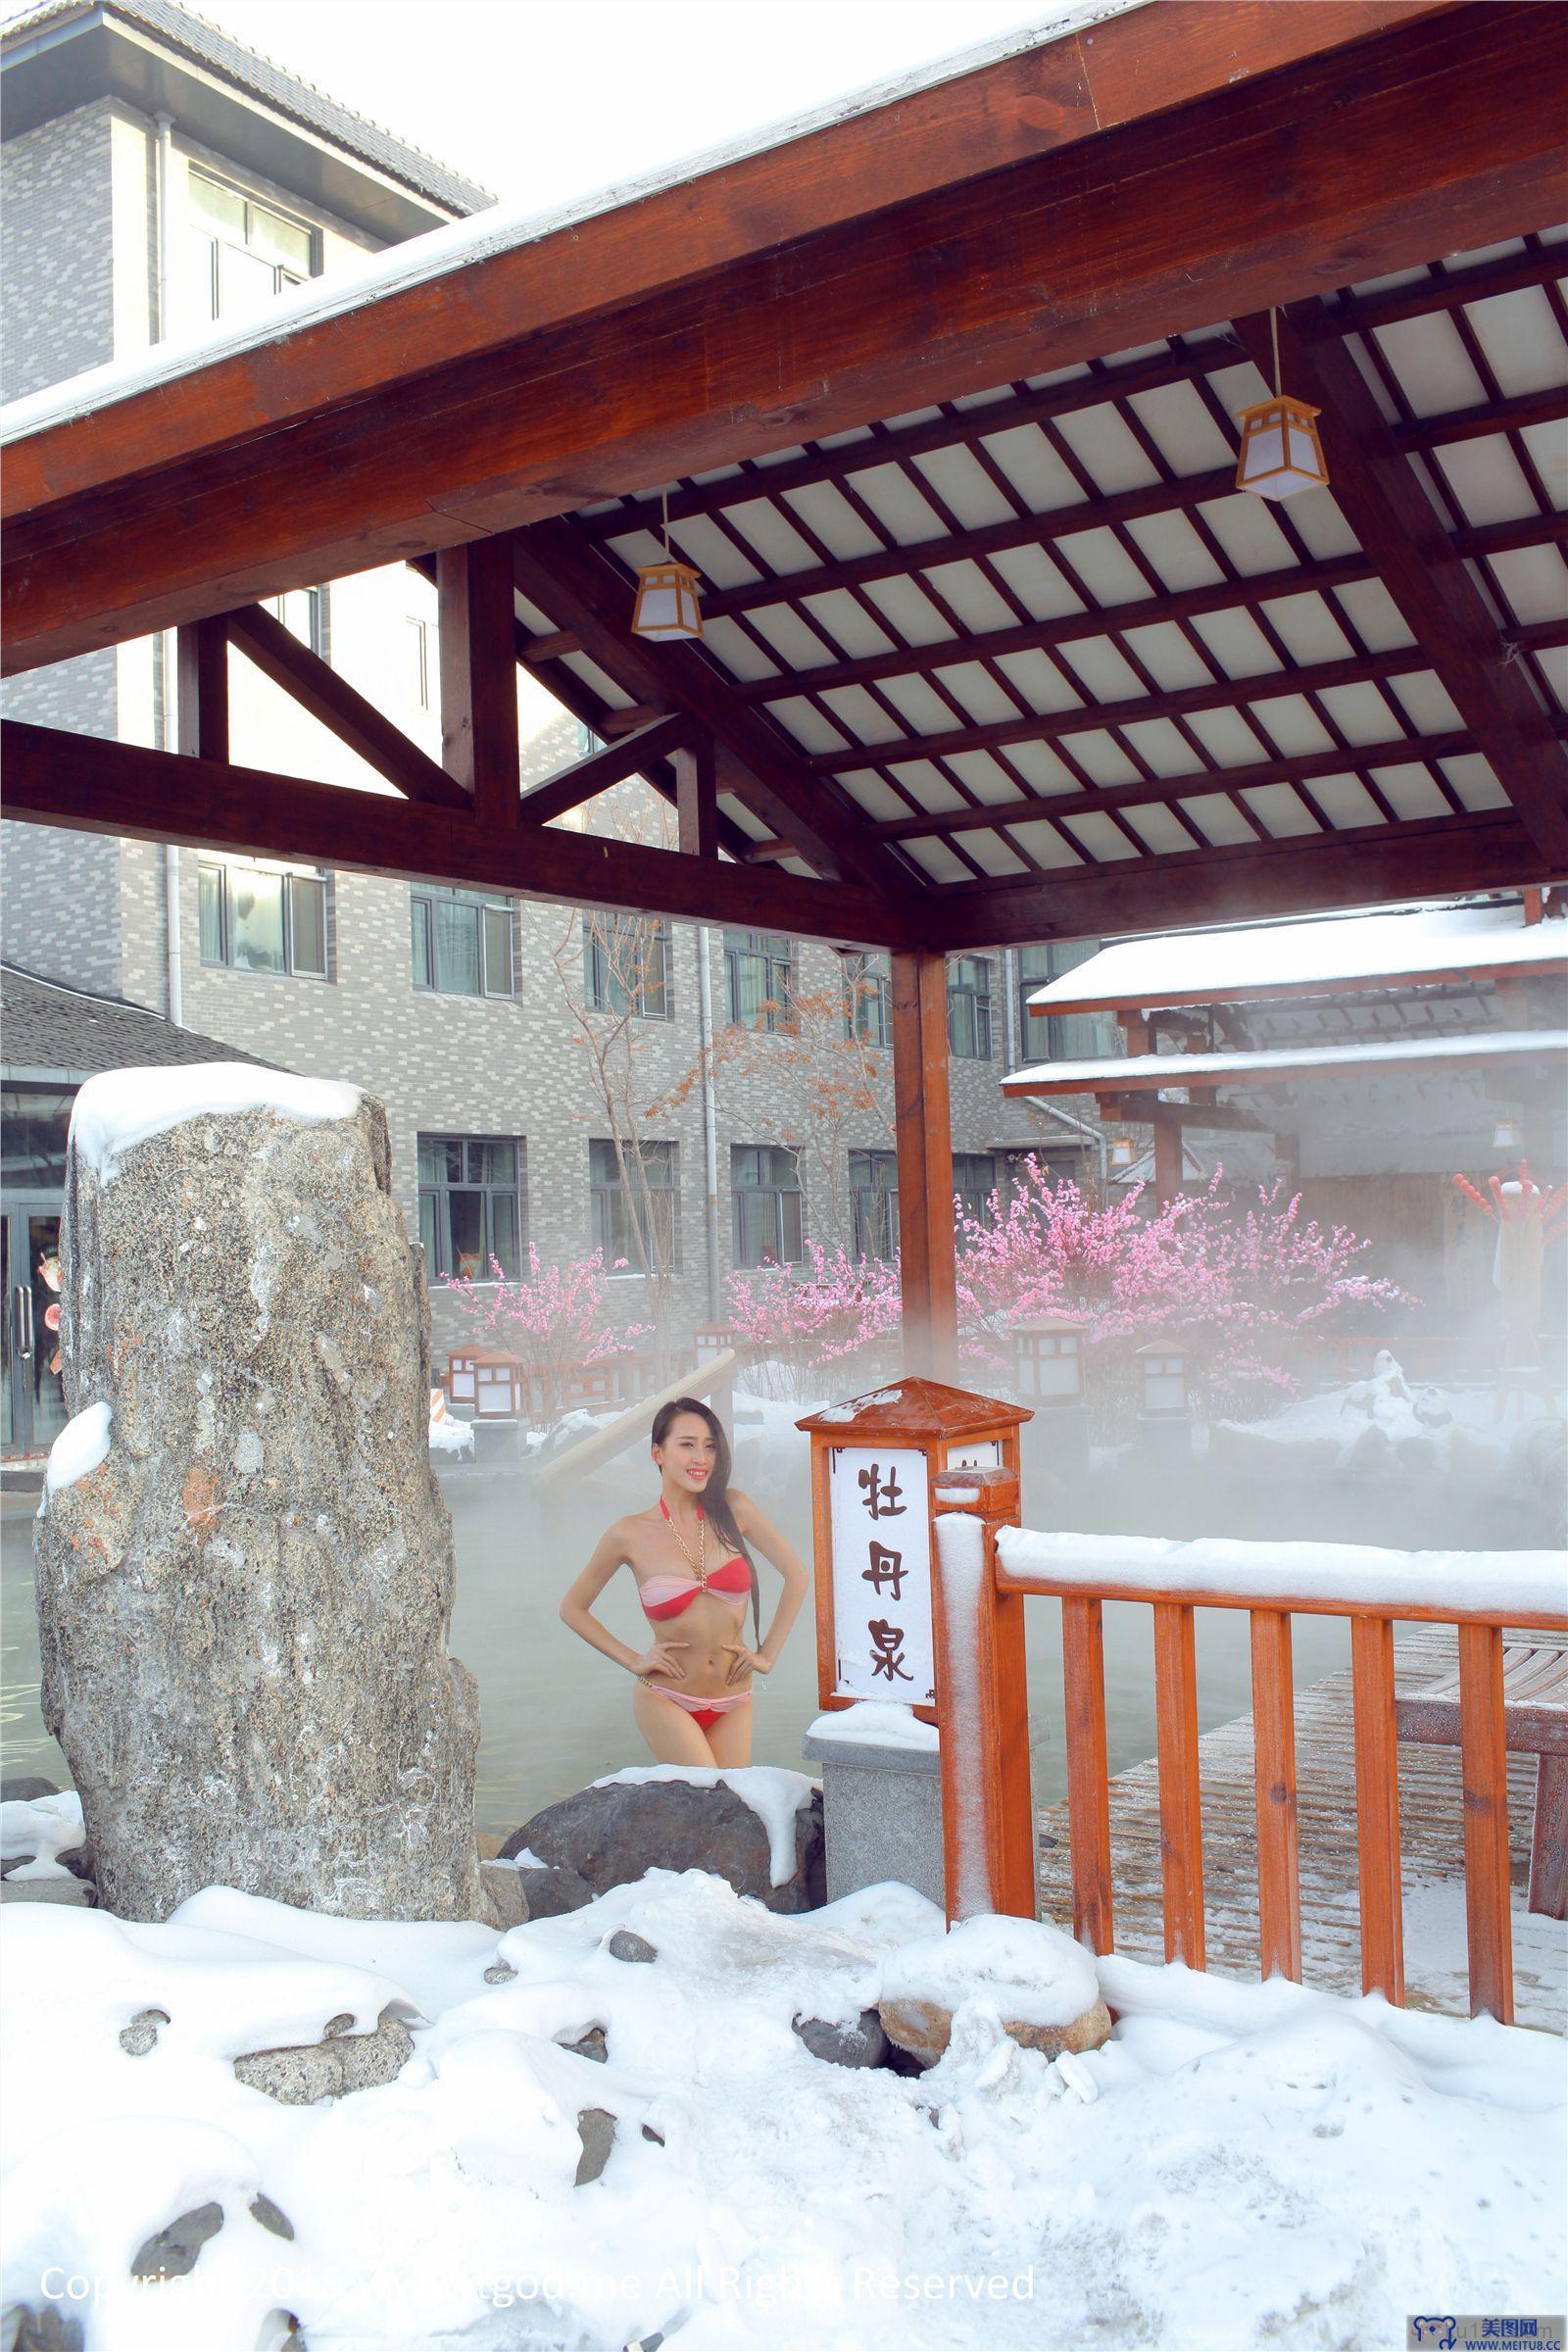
[638,1587,752,1704]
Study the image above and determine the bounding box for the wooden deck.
[1036,1624,1568,2034]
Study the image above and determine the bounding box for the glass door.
[3,1205,68,1459]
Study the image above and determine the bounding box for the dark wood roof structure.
[3,0,1565,1367]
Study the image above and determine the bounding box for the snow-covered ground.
[2,1860,1562,2352]
[1213,1352,1565,1484]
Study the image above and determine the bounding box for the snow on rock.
[806,1700,941,1751]
[0,1789,84,1882]
[69,1063,362,1182]
[880,1912,1100,2032]
[41,1399,112,1497]
[588,1765,817,1887]
[1,1873,1561,2351]
[995,1524,1568,1620]
[429,1404,476,1456]
[1210,1354,1561,1484]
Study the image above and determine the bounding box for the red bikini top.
[639,1502,752,1620]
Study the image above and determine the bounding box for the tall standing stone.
[34,1068,485,1924]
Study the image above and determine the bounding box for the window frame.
[731,1145,805,1269]
[187,168,318,325]
[583,913,672,1021]
[1016,940,1118,1064]
[588,1138,680,1273]
[196,858,329,980]
[417,1133,524,1285]
[849,1148,900,1260]
[724,929,794,1034]
[410,885,515,999]
[947,956,994,1060]
[953,1152,999,1227]
[842,953,892,1047]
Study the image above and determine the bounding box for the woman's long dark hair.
[652,1397,760,1647]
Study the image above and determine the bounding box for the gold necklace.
[662,1496,707,1585]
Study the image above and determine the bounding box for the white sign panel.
[827,1444,933,1705]
[946,1437,1003,1471]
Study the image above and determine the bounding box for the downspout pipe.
[696,925,721,1320]
[153,111,182,1025]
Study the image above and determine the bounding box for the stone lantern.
[1136,1340,1192,1469]
[1011,1311,1090,1474]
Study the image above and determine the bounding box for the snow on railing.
[930,1469,1568,2028]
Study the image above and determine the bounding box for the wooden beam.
[1241,305,1568,866]
[437,539,520,824]
[174,615,228,761]
[224,602,469,810]
[927,811,1548,951]
[511,519,908,897]
[675,735,719,860]
[891,949,957,1380]
[517,714,693,826]
[0,719,916,950]
[9,4,1561,673]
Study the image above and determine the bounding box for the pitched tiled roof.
[1,0,493,215]
[2,961,280,1077]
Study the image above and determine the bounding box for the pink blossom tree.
[440,1246,648,1425]
[724,1241,902,1402]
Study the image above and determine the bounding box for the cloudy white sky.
[177,0,1118,212]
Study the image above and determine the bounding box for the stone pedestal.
[1024,1401,1091,1479]
[1137,1412,1192,1474]
[800,1725,944,1907]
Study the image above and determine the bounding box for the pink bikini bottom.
[640,1681,753,1732]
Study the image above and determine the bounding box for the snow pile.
[70,1065,362,1182]
[1,1790,84,1883]
[428,1402,475,1457]
[806,1701,940,1751]
[1,1872,1562,2351]
[1212,1351,1561,1480]
[42,1401,112,1496]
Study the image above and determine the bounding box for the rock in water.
[34,1074,484,1924]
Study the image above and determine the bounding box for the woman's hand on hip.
[633,1640,689,1682]
[721,1643,770,1687]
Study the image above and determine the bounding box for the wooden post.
[1152,1600,1205,1966]
[674,734,718,858]
[931,1467,1033,1924]
[891,949,957,1381]
[1061,1595,1114,1953]
[1152,1119,1183,1207]
[175,615,229,760]
[1349,1614,1405,2002]
[1457,1622,1513,2022]
[437,538,519,827]
[1250,1607,1302,1981]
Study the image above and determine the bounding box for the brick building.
[0,0,1104,1446]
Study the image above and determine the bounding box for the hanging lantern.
[1109,1131,1137,1171]
[1493,1114,1524,1152]
[631,485,705,641]
[1236,309,1329,502]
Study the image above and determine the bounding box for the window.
[411,887,514,997]
[583,913,671,1019]
[953,1152,999,1226]
[850,1150,899,1260]
[418,1136,522,1281]
[408,616,432,710]
[1016,942,1119,1064]
[590,1139,679,1271]
[266,584,328,662]
[187,171,316,324]
[843,953,892,1047]
[725,930,793,1032]
[948,956,993,1059]
[198,859,328,978]
[733,1146,804,1268]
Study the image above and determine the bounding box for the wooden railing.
[929,1467,1567,2024]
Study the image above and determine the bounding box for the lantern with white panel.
[1234,395,1328,500]
[796,1378,1030,1906]
[1012,1311,1090,1475]
[1136,1339,1192,1470]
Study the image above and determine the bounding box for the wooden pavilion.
[4,0,1566,1377]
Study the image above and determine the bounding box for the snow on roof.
[1023,905,1568,1019]
[0,1,1149,447]
[1004,1028,1568,1099]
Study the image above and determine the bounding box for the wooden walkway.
[1036,1624,1567,2034]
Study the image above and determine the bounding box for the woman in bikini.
[559,1397,809,1765]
